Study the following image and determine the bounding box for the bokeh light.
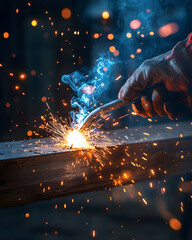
[3,32,9,39]
[25,213,30,218]
[113,50,119,56]
[19,73,26,80]
[137,48,142,53]
[109,46,116,53]
[61,8,71,19]
[31,20,37,27]
[41,96,47,102]
[14,85,20,90]
[130,54,135,58]
[102,11,109,19]
[93,33,99,39]
[149,31,154,36]
[169,218,182,231]
[107,34,114,40]
[31,70,36,76]
[27,130,33,137]
[130,20,141,29]
[158,22,179,38]
[126,32,132,38]
[5,102,11,108]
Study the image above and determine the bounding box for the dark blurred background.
[0,0,192,239]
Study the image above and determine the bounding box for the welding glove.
[118,33,192,120]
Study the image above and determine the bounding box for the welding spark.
[40,109,112,166]
[115,75,122,81]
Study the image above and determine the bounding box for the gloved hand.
[118,34,192,120]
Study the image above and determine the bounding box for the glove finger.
[118,63,151,101]
[132,98,148,117]
[152,85,167,116]
[118,78,139,102]
[141,96,157,117]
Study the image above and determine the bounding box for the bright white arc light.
[66,130,90,148]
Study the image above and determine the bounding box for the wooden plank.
[0,121,192,208]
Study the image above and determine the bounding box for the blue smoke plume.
[62,53,116,124]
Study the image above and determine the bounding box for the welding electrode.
[78,87,155,131]
[78,99,129,131]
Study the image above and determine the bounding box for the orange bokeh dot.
[113,50,119,56]
[31,70,36,76]
[108,34,114,40]
[102,11,109,19]
[126,32,132,38]
[27,130,33,137]
[15,85,20,90]
[130,20,141,29]
[130,54,135,58]
[94,33,99,39]
[5,102,11,108]
[3,32,9,39]
[31,20,37,27]
[169,218,182,231]
[61,8,71,19]
[41,96,47,102]
[25,213,30,218]
[109,46,116,53]
[137,48,142,53]
[19,73,26,80]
